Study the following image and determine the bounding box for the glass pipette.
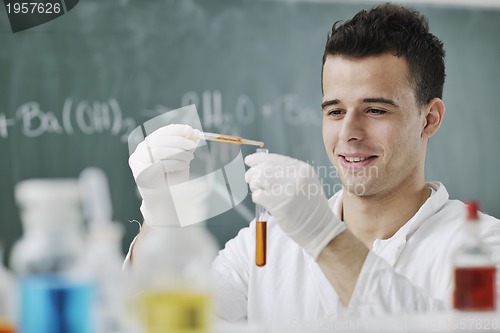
[192,131,264,148]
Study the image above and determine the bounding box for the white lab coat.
[210,182,500,326]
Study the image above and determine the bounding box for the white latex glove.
[244,152,346,260]
[129,124,200,226]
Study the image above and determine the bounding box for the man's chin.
[342,180,376,197]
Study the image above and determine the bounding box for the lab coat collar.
[328,182,449,266]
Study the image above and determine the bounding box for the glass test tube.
[255,148,269,267]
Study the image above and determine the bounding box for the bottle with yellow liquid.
[138,290,211,333]
[129,225,218,333]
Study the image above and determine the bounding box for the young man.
[211,3,500,324]
[127,3,500,327]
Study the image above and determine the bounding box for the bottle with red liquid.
[452,201,497,311]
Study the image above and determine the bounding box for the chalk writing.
[0,113,16,139]
[0,98,136,142]
[179,90,321,132]
[1,91,320,142]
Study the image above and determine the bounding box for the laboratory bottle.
[129,223,219,333]
[74,222,127,333]
[77,167,129,333]
[10,178,93,333]
[452,201,497,311]
[0,245,16,333]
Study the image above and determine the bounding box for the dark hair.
[322,3,445,106]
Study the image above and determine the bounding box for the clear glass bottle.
[129,224,219,333]
[452,201,497,311]
[77,167,128,333]
[75,222,126,333]
[10,178,92,333]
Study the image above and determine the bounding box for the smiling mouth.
[339,155,378,164]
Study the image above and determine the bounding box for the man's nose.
[339,111,365,142]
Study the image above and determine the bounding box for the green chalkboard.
[1,0,500,265]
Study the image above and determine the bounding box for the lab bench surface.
[214,311,500,333]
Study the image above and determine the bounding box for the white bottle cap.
[15,179,81,209]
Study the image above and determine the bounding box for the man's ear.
[422,98,445,139]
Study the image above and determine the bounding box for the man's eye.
[326,109,344,116]
[367,108,387,115]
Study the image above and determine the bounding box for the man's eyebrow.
[321,99,340,109]
[362,97,398,107]
[321,97,399,109]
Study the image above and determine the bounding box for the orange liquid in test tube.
[255,148,269,267]
[256,221,267,267]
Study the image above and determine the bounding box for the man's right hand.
[128,124,200,226]
[129,124,200,188]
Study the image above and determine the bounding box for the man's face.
[322,54,426,197]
